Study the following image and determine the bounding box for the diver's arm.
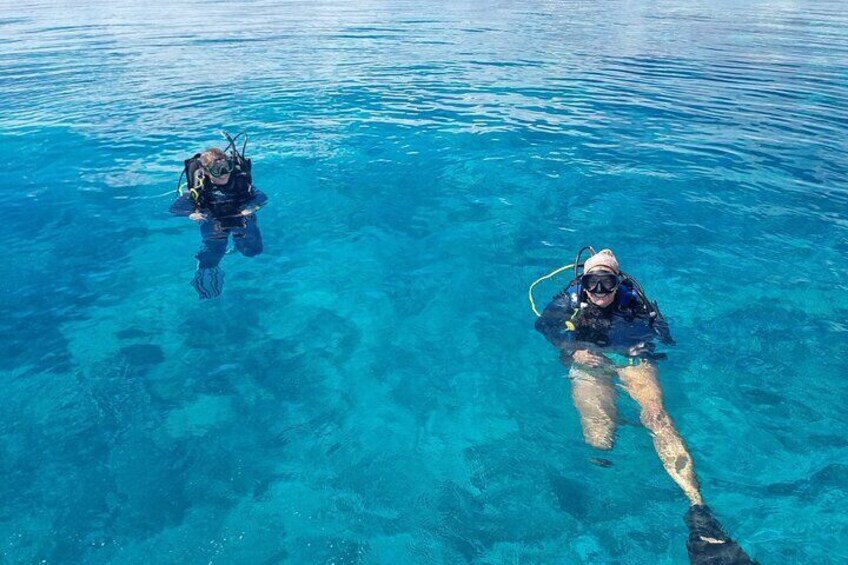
[240,188,268,215]
[536,291,615,367]
[535,295,575,349]
[171,194,208,223]
[170,193,197,217]
[652,309,675,346]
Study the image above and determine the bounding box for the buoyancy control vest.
[562,278,675,347]
[181,154,256,228]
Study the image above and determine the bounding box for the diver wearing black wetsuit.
[533,248,755,565]
[171,141,268,299]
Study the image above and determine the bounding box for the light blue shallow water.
[2,0,848,563]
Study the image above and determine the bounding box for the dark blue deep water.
[2,0,847,563]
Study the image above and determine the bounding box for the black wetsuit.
[170,172,268,268]
[535,280,672,360]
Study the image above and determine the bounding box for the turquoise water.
[2,0,848,562]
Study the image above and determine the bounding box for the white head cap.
[583,249,620,275]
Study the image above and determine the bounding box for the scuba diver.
[170,132,268,299]
[531,247,755,565]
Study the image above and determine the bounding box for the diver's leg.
[617,361,703,506]
[233,215,263,258]
[192,224,228,299]
[196,222,228,268]
[568,364,618,450]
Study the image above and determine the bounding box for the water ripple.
[2,1,848,564]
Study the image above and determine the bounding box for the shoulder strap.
[558,279,581,306]
[620,276,675,344]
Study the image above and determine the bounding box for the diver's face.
[204,157,234,185]
[587,288,616,308]
[207,170,231,185]
[583,269,618,308]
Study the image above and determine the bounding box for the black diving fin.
[684,505,757,565]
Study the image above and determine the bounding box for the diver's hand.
[189,212,207,223]
[572,349,610,368]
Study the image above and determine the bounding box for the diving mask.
[205,158,234,177]
[581,272,620,295]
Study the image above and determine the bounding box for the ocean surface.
[2,0,847,563]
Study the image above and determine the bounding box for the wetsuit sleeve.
[652,303,675,346]
[247,188,269,209]
[170,193,197,216]
[534,293,577,350]
[238,184,268,212]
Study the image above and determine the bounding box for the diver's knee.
[581,415,616,450]
[196,245,226,268]
[196,256,223,269]
[240,244,263,258]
